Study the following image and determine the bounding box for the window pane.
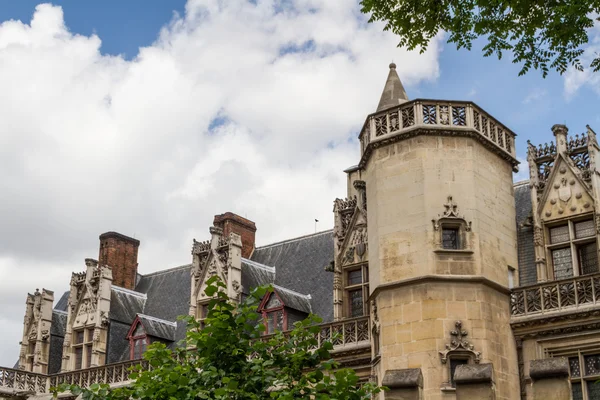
[349,289,363,317]
[550,225,570,244]
[75,330,84,344]
[133,324,145,337]
[552,248,573,279]
[85,344,92,368]
[265,294,282,309]
[266,313,274,334]
[579,243,599,275]
[575,220,595,239]
[87,328,95,343]
[588,380,600,400]
[75,347,83,370]
[442,228,459,249]
[450,359,468,388]
[571,381,583,400]
[364,266,369,283]
[348,270,362,285]
[585,354,600,376]
[570,356,582,378]
[275,310,284,331]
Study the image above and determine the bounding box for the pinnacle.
[376,62,409,112]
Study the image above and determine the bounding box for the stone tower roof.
[376,62,409,112]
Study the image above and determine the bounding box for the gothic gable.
[338,208,368,267]
[538,154,594,222]
[193,249,230,302]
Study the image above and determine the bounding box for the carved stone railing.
[0,367,48,395]
[358,99,517,168]
[510,273,600,317]
[48,359,144,390]
[0,317,371,395]
[311,316,370,349]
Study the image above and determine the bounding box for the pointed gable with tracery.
[333,179,368,320]
[60,258,112,372]
[190,225,243,320]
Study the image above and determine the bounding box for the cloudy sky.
[0,0,598,366]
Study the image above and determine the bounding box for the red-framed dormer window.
[258,290,287,335]
[126,316,149,360]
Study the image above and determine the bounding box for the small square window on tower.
[432,196,472,253]
[442,228,459,249]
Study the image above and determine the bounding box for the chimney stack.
[213,212,256,258]
[98,232,140,290]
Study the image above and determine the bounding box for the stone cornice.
[511,308,600,339]
[369,274,510,301]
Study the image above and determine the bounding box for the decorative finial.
[389,62,396,69]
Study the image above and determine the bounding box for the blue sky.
[0,0,598,365]
[1,1,596,172]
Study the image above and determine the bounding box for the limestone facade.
[5,64,600,400]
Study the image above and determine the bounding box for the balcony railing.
[359,99,517,161]
[510,273,600,317]
[0,316,371,394]
[0,368,48,395]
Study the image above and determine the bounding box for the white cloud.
[522,88,548,104]
[564,16,600,97]
[0,1,442,365]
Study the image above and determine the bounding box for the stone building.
[1,64,598,400]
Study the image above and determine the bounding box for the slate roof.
[251,230,334,322]
[272,285,312,314]
[137,314,177,341]
[514,180,536,286]
[46,229,334,368]
[241,259,275,294]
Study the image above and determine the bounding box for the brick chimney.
[213,212,256,258]
[98,232,140,290]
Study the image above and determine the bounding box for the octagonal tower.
[334,64,520,399]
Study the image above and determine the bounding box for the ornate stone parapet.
[357,99,518,171]
[510,272,600,318]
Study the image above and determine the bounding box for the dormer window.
[130,323,148,360]
[260,291,286,334]
[257,287,311,335]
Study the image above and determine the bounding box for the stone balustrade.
[0,367,48,396]
[510,273,600,317]
[0,316,370,395]
[359,99,517,166]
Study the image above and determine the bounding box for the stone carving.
[439,321,481,364]
[232,280,241,295]
[432,196,472,231]
[192,239,211,255]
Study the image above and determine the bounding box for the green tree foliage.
[361,0,600,77]
[53,276,383,400]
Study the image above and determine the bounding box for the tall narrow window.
[72,327,94,369]
[129,322,148,360]
[344,264,369,318]
[579,243,598,275]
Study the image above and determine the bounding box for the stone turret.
[338,64,520,399]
